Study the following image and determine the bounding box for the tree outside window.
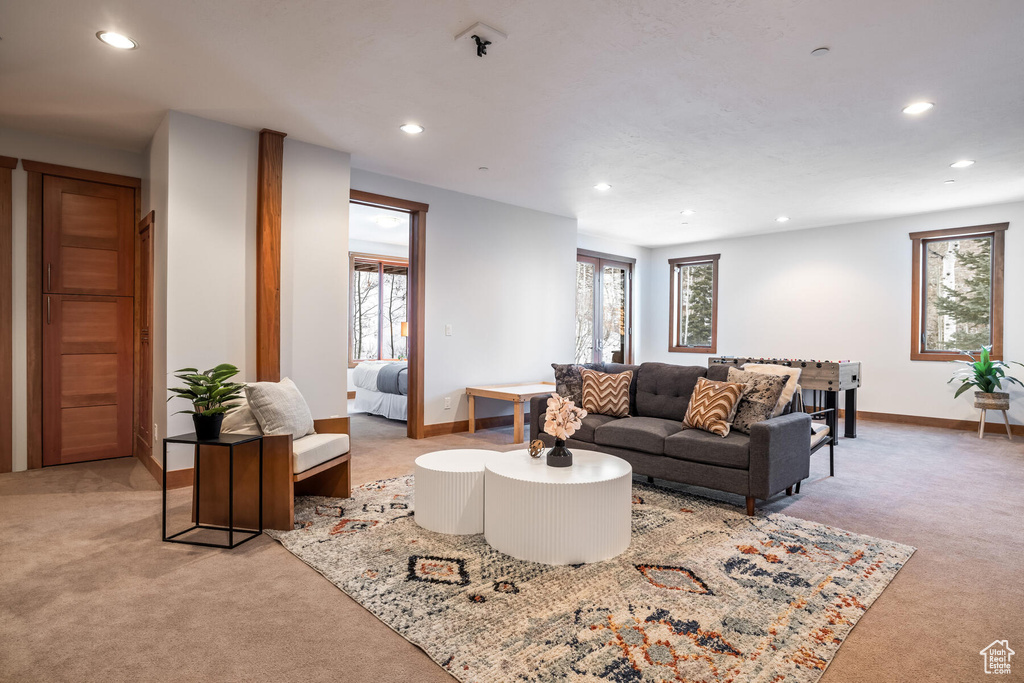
[669,255,719,353]
[350,255,408,364]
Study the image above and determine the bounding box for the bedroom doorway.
[348,190,427,439]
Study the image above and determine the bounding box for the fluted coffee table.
[484,449,632,565]
[414,449,495,535]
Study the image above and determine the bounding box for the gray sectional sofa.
[530,362,811,515]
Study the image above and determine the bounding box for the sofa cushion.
[594,416,682,455]
[682,377,746,437]
[245,377,315,439]
[742,363,802,417]
[551,363,603,405]
[293,433,350,474]
[664,429,751,469]
[636,363,707,421]
[581,368,632,417]
[572,413,617,443]
[603,363,640,414]
[706,364,733,382]
[727,368,788,435]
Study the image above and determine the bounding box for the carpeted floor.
[1,415,1022,682]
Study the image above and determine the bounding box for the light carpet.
[268,476,914,683]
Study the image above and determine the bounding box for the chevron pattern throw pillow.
[580,369,633,417]
[682,377,746,437]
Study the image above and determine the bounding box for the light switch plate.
[445,323,453,336]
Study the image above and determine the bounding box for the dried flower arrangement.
[543,393,587,441]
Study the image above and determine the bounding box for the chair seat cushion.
[810,423,831,449]
[594,417,681,455]
[572,414,617,443]
[664,429,751,469]
[293,433,350,474]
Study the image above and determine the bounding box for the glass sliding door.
[575,252,633,364]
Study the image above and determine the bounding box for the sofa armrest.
[748,412,811,499]
[529,395,553,441]
[314,416,350,435]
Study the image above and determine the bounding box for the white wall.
[350,169,578,426]
[577,232,651,364]
[643,200,1024,426]
[0,127,145,472]
[281,138,350,419]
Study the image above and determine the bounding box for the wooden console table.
[465,382,556,444]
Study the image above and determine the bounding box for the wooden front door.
[42,176,135,466]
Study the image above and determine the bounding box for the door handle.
[47,263,51,290]
[47,296,51,324]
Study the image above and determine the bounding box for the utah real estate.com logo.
[980,640,1014,675]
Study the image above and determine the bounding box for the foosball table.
[708,357,862,439]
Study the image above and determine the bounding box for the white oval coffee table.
[414,449,495,535]
[484,449,632,565]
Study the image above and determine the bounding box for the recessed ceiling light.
[681,209,696,216]
[594,183,612,191]
[810,47,830,56]
[96,31,137,49]
[399,123,424,134]
[776,216,790,223]
[680,222,689,226]
[950,159,975,168]
[375,215,402,228]
[902,101,934,115]
[478,166,489,171]
[944,179,956,184]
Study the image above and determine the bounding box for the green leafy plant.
[948,346,1023,398]
[167,364,245,415]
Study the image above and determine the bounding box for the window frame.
[348,251,410,367]
[575,249,635,365]
[668,253,720,354]
[909,223,1007,362]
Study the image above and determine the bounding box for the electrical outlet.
[444,396,451,410]
[445,323,453,336]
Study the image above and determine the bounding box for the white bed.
[352,360,408,421]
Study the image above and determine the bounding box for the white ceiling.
[3,0,1023,246]
[349,203,409,247]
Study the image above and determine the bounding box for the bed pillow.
[727,368,788,435]
[551,363,602,405]
[742,363,802,417]
[580,369,632,417]
[245,377,315,439]
[682,377,746,437]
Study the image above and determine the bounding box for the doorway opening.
[575,249,634,365]
[348,190,427,439]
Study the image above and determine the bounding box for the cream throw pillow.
[245,377,315,439]
[741,363,801,417]
[221,401,263,435]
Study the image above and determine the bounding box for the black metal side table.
[162,432,264,549]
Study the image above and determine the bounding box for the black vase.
[547,439,573,467]
[193,413,225,441]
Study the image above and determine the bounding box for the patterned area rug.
[268,477,914,682]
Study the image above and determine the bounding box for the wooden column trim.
[350,189,428,439]
[0,157,15,473]
[256,129,286,382]
[26,172,42,469]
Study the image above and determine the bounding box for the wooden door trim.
[0,158,15,473]
[21,160,141,189]
[135,212,155,465]
[26,164,141,469]
[256,130,285,382]
[350,189,428,439]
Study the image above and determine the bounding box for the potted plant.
[948,346,1022,413]
[167,364,245,441]
[542,394,587,467]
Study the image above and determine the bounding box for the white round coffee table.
[414,449,495,535]
[484,449,632,565]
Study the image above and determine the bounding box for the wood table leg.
[513,401,524,444]
[1002,410,1013,441]
[468,394,475,434]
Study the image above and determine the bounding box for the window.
[910,223,1006,361]
[350,253,409,365]
[669,254,719,353]
[575,250,634,364]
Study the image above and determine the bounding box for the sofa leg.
[795,480,802,494]
[745,496,755,516]
[647,475,654,484]
[785,486,793,496]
